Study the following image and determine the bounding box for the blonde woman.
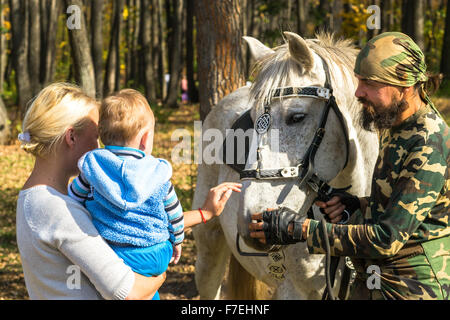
[16,83,241,300]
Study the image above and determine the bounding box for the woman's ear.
[64,127,76,148]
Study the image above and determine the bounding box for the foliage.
[424,2,447,72]
[340,1,371,41]
[0,0,449,119]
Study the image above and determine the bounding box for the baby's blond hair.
[20,83,99,158]
[99,89,154,146]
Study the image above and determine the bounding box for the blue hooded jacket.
[78,147,172,247]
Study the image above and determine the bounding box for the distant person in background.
[181,76,189,104]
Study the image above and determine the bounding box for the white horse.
[192,32,379,299]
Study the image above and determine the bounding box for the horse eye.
[287,113,305,125]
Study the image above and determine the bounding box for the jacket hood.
[78,148,172,211]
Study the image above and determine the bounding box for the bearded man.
[249,32,449,300]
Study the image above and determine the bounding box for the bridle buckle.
[317,87,331,99]
[280,166,299,178]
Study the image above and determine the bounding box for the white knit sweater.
[16,185,135,300]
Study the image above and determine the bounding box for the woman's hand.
[201,182,242,219]
[126,272,166,300]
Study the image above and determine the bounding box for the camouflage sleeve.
[306,142,447,258]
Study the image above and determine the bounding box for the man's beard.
[358,96,408,131]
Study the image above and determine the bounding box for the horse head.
[237,32,361,251]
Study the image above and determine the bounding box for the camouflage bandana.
[355,32,443,119]
[354,32,428,87]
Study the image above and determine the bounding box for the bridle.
[232,55,352,300]
[237,54,350,217]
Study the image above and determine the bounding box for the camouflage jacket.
[306,103,450,300]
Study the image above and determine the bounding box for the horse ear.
[283,31,314,73]
[242,36,275,61]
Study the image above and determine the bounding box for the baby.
[68,89,184,299]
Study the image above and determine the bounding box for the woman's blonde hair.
[20,82,99,158]
[99,89,154,146]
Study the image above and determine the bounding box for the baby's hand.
[202,182,242,218]
[170,244,182,265]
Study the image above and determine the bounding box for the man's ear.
[64,128,76,148]
[401,85,415,97]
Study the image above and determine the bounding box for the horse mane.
[249,32,359,114]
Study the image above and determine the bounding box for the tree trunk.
[125,0,132,85]
[140,0,157,102]
[0,0,6,95]
[151,0,161,98]
[126,0,141,88]
[244,0,257,77]
[412,0,424,51]
[441,0,450,79]
[186,0,198,102]
[296,0,307,37]
[91,0,104,98]
[0,0,9,143]
[286,0,292,21]
[103,0,125,96]
[195,0,245,120]
[28,0,41,96]
[10,0,32,114]
[40,0,61,86]
[381,0,394,33]
[331,0,343,35]
[401,0,424,51]
[66,0,96,98]
[164,0,184,108]
[0,96,9,144]
[317,0,331,33]
[157,0,168,100]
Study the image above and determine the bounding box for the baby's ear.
[139,130,148,151]
[139,128,153,153]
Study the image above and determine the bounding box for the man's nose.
[354,83,365,99]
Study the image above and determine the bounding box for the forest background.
[0,0,449,300]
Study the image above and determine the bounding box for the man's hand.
[315,196,346,223]
[315,192,360,223]
[248,208,308,245]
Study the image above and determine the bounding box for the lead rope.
[320,215,337,300]
[316,54,338,301]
